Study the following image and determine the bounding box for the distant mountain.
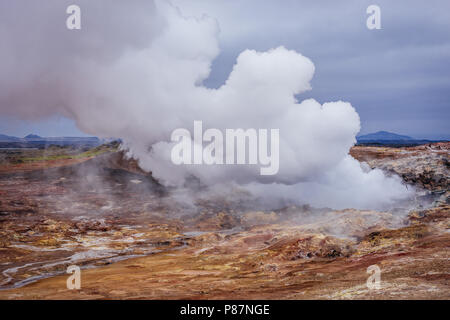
[0,133,101,148]
[355,131,448,146]
[24,134,42,139]
[0,134,21,142]
[357,131,413,141]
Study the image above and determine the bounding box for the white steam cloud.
[0,0,412,209]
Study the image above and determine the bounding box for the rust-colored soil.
[0,144,448,299]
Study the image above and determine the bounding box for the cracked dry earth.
[0,143,448,299]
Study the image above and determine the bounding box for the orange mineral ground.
[0,143,448,299]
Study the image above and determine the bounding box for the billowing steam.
[0,0,412,209]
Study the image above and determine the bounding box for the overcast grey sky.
[0,0,449,139]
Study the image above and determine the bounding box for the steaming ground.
[0,1,448,300]
[0,0,413,210]
[0,143,448,295]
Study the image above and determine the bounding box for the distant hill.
[24,134,42,139]
[0,134,21,142]
[356,131,447,146]
[357,131,413,141]
[0,133,101,148]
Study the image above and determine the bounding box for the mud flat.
[0,143,448,299]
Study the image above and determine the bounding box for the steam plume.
[0,0,412,209]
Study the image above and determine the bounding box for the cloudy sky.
[1,0,449,139]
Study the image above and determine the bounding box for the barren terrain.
[0,143,448,299]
